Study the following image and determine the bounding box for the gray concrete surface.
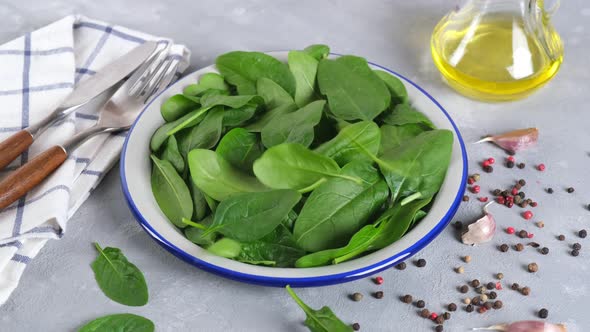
[1,0,589,331]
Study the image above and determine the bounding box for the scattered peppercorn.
[453,221,463,230]
[420,309,430,318]
[530,201,538,207]
[497,196,505,204]
[539,308,549,319]
[464,255,471,263]
[519,200,528,208]
[517,162,525,169]
[506,161,515,168]
[435,316,444,325]
[484,302,493,310]
[478,307,487,314]
[471,279,480,287]
[463,298,471,304]
[443,312,451,320]
[558,234,565,241]
[460,285,469,293]
[402,294,413,303]
[466,304,474,313]
[462,195,469,202]
[456,266,465,274]
[473,173,481,181]
[514,183,522,190]
[352,322,361,331]
[523,210,533,220]
[500,244,509,252]
[483,165,494,173]
[395,262,407,270]
[518,230,528,238]
[480,294,489,302]
[486,282,494,290]
[540,247,549,255]
[547,188,554,194]
[493,189,502,196]
[496,273,504,280]
[374,291,384,299]
[468,177,475,185]
[501,190,509,197]
[527,242,540,248]
[493,300,503,309]
[521,287,531,296]
[416,300,425,308]
[374,276,384,285]
[587,203,590,211]
[472,185,481,194]
[478,196,489,202]
[430,312,438,320]
[567,187,575,193]
[506,227,515,234]
[511,187,519,196]
[471,296,480,306]
[518,192,526,199]
[536,221,544,228]
[511,283,520,290]
[518,179,526,186]
[573,243,582,250]
[351,292,363,302]
[572,249,580,257]
[436,325,444,332]
[489,291,497,300]
[514,195,523,204]
[528,262,539,273]
[476,286,485,294]
[448,303,457,312]
[579,229,588,238]
[416,259,426,267]
[515,243,525,251]
[537,164,546,171]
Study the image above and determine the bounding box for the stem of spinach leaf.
[94,242,123,277]
[286,285,313,314]
[181,218,208,230]
[297,178,327,193]
[400,192,423,206]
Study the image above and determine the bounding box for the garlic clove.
[476,128,538,153]
[462,202,496,245]
[473,321,567,332]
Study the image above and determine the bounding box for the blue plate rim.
[119,54,469,287]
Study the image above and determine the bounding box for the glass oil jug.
[431,0,564,101]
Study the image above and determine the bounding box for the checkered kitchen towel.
[0,15,190,305]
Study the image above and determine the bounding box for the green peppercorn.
[352,292,363,302]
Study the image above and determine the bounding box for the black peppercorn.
[493,189,502,196]
[395,262,407,270]
[567,187,575,193]
[483,165,493,173]
[374,291,384,299]
[436,325,444,332]
[501,190,510,197]
[511,283,520,290]
[448,303,457,311]
[471,279,480,287]
[506,161,515,168]
[573,243,582,250]
[499,244,509,252]
[518,179,526,186]
[352,323,361,331]
[515,243,525,251]
[466,304,474,312]
[435,316,444,324]
[493,300,503,309]
[518,191,525,198]
[540,247,549,255]
[521,287,531,296]
[518,230,528,238]
[459,285,469,293]
[453,221,463,230]
[558,234,565,241]
[538,308,549,319]
[420,309,430,318]
[572,249,580,257]
[484,302,493,310]
[443,312,451,320]
[462,195,469,202]
[472,296,481,305]
[416,259,426,267]
[401,294,413,303]
[517,162,525,169]
[579,229,587,238]
[485,282,494,290]
[547,188,554,194]
[489,291,497,299]
[514,183,522,190]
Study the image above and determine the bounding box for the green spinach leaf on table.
[91,243,149,307]
[78,313,154,332]
[317,55,390,121]
[294,161,389,252]
[216,51,296,96]
[253,143,361,192]
[374,70,408,105]
[315,121,381,166]
[256,77,295,109]
[286,285,352,332]
[216,128,263,172]
[188,149,267,201]
[150,155,192,228]
[160,135,184,173]
[261,100,325,148]
[209,189,301,242]
[288,50,319,107]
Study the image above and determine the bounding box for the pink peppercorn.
[374,276,384,285]
[506,196,514,202]
[528,233,534,239]
[523,211,533,220]
[472,185,481,194]
[430,313,438,320]
[511,188,519,196]
[496,282,502,290]
[483,160,491,167]
[506,227,515,234]
[537,164,546,171]
[506,201,514,208]
[468,177,475,185]
[530,202,538,207]
[497,196,505,204]
[488,157,495,164]
[478,197,489,202]
[507,156,515,162]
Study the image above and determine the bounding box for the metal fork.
[0,44,180,210]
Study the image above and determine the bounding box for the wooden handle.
[0,130,34,170]
[0,146,68,210]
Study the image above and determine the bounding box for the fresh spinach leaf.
[166,106,213,136]
[160,94,200,122]
[184,216,216,246]
[189,179,208,221]
[209,190,301,242]
[237,224,305,267]
[282,210,298,231]
[200,93,264,109]
[78,313,154,332]
[204,193,218,213]
[374,70,408,105]
[188,149,267,201]
[160,135,184,173]
[314,121,381,166]
[178,107,224,157]
[380,103,435,129]
[317,55,390,121]
[183,72,229,96]
[303,44,330,61]
[379,124,425,155]
[256,77,295,109]
[216,51,296,96]
[223,104,257,127]
[253,143,361,192]
[216,128,263,171]
[244,103,297,132]
[286,285,352,332]
[261,100,324,148]
[207,238,241,258]
[91,243,149,307]
[150,155,192,228]
[294,161,389,252]
[288,50,319,107]
[150,114,192,152]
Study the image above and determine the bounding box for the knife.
[0,40,159,171]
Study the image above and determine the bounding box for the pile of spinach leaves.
[149,44,453,268]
